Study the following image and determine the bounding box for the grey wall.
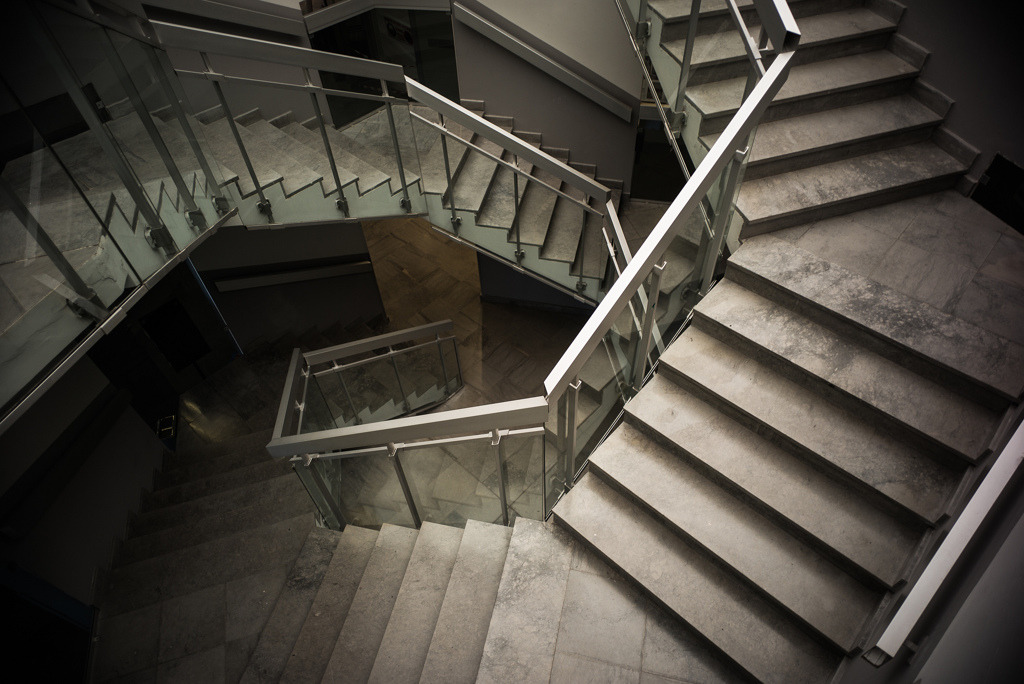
[453,20,639,192]
[896,0,1024,174]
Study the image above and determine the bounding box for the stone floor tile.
[641,601,746,684]
[900,209,1002,271]
[224,565,289,642]
[550,652,641,684]
[159,584,226,663]
[791,219,896,278]
[554,569,647,670]
[953,271,1024,347]
[980,231,1024,290]
[95,604,161,681]
[224,634,259,684]
[156,645,225,684]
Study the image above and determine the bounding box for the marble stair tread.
[367,522,464,684]
[553,473,841,684]
[569,204,610,278]
[696,279,999,460]
[282,122,387,195]
[172,427,275,464]
[727,234,1024,401]
[516,168,563,246]
[590,424,880,652]
[660,327,964,524]
[736,142,966,232]
[279,526,379,684]
[449,135,505,212]
[702,94,943,176]
[649,0,754,21]
[117,475,315,567]
[578,339,618,396]
[419,520,513,684]
[625,374,920,588]
[688,50,918,125]
[143,457,292,511]
[333,119,422,195]
[246,119,339,195]
[416,121,471,195]
[159,441,275,488]
[540,182,588,263]
[322,524,419,684]
[477,151,533,229]
[200,118,286,196]
[101,513,314,617]
[240,526,341,684]
[476,518,576,684]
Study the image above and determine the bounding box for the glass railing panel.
[544,390,573,514]
[314,369,359,427]
[440,337,463,395]
[503,428,547,522]
[403,438,505,527]
[392,337,460,411]
[299,374,339,435]
[335,356,408,425]
[314,452,418,529]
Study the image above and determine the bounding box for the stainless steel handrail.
[304,320,454,366]
[310,336,458,378]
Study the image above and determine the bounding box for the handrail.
[291,426,546,462]
[311,336,457,377]
[406,78,611,203]
[266,396,549,458]
[304,320,454,366]
[149,20,406,82]
[543,48,797,401]
[865,412,1024,666]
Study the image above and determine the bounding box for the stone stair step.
[625,375,921,589]
[516,168,563,246]
[322,524,419,684]
[419,520,513,684]
[117,474,315,567]
[200,117,286,196]
[328,124,420,198]
[569,196,610,279]
[553,473,841,684]
[477,151,533,229]
[101,513,314,617]
[476,518,576,684]
[280,526,379,684]
[589,424,881,652]
[540,183,588,264]
[337,108,423,194]
[414,113,472,195]
[247,118,340,195]
[283,121,387,195]
[171,428,274,466]
[703,94,943,179]
[726,235,1024,406]
[240,526,341,684]
[695,279,1000,461]
[659,326,965,525]
[736,142,966,234]
[143,457,292,511]
[449,135,505,213]
[690,50,919,136]
[367,522,464,684]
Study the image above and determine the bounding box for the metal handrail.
[544,48,797,400]
[311,336,458,377]
[305,320,454,366]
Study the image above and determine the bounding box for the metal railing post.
[380,80,412,212]
[492,428,510,526]
[512,156,524,263]
[677,0,702,112]
[436,335,451,394]
[200,52,273,218]
[438,114,460,232]
[389,348,412,412]
[294,456,346,529]
[565,377,581,483]
[305,68,348,216]
[700,147,748,296]
[388,443,422,528]
[632,262,666,392]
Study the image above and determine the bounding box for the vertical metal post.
[512,157,524,263]
[389,349,412,412]
[200,53,272,217]
[294,456,346,530]
[295,368,310,434]
[436,335,450,394]
[388,443,422,528]
[380,80,412,212]
[305,68,348,216]
[676,0,702,112]
[145,47,228,212]
[700,148,748,296]
[100,29,202,226]
[632,262,666,392]
[438,114,460,232]
[565,377,581,483]
[492,429,510,526]
[577,215,588,294]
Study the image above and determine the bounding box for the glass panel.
[544,390,572,515]
[315,369,359,427]
[404,438,504,527]
[504,429,546,522]
[299,374,338,434]
[440,336,463,395]
[338,355,407,424]
[392,341,449,412]
[315,453,416,528]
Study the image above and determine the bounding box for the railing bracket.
[576,279,587,293]
[491,428,501,446]
[400,197,411,212]
[302,454,315,467]
[214,196,230,214]
[336,195,349,216]
[515,249,526,264]
[186,210,207,231]
[257,199,272,215]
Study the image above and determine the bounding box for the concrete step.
[367,522,464,684]
[283,122,389,196]
[659,326,966,525]
[477,151,533,229]
[101,513,315,617]
[420,520,513,684]
[143,457,292,511]
[589,424,881,652]
[240,526,341,684]
[726,235,1024,408]
[703,94,943,179]
[322,524,419,684]
[516,169,562,247]
[736,142,966,234]
[249,118,342,195]
[415,114,472,195]
[337,108,423,195]
[624,376,923,589]
[280,526,378,684]
[117,474,315,567]
[694,279,1000,461]
[171,428,274,466]
[449,135,505,212]
[540,183,588,264]
[553,473,841,684]
[476,518,576,684]
[203,116,315,197]
[690,50,919,136]
[569,198,610,279]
